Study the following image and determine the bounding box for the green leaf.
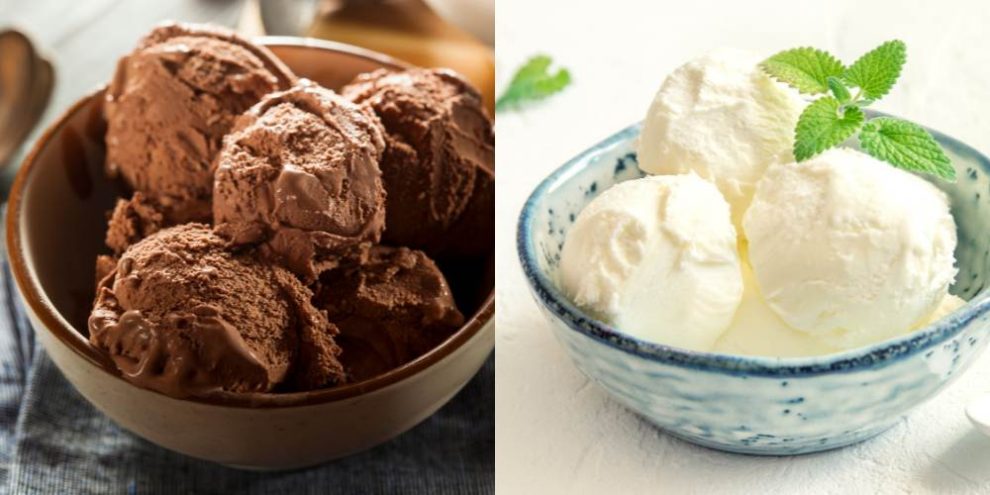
[794,97,865,160]
[842,40,906,100]
[859,117,955,180]
[761,47,846,94]
[827,76,851,102]
[495,55,572,112]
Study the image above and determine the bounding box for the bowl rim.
[6,37,495,408]
[518,119,990,377]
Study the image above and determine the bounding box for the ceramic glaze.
[518,118,990,455]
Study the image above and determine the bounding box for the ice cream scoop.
[927,294,966,322]
[714,255,838,357]
[559,174,743,351]
[314,246,464,382]
[744,148,958,349]
[213,80,387,282]
[714,258,965,357]
[637,49,804,228]
[89,224,344,397]
[104,192,166,255]
[105,22,296,223]
[341,68,494,259]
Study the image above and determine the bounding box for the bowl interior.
[523,119,990,356]
[14,40,494,383]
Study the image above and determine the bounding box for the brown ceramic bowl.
[5,37,494,470]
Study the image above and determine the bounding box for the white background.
[495,0,990,493]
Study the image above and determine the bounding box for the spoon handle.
[0,29,55,172]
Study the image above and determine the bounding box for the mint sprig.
[827,76,851,103]
[842,40,906,100]
[795,97,864,160]
[761,47,845,95]
[495,55,572,112]
[860,118,955,180]
[760,40,954,181]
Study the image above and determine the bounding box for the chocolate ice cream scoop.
[213,80,387,282]
[341,68,494,259]
[105,192,166,255]
[105,22,296,223]
[314,246,464,383]
[89,224,344,397]
[97,192,167,292]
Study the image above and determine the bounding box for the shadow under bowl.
[6,38,494,469]
[518,117,990,455]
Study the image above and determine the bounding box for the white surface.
[495,0,990,493]
[559,175,742,351]
[745,149,957,349]
[638,48,803,228]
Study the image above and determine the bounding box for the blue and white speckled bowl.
[517,117,990,455]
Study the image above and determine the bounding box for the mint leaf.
[794,97,865,160]
[761,47,845,94]
[842,40,906,100]
[859,117,955,180]
[827,76,851,102]
[495,55,572,112]
[769,40,953,180]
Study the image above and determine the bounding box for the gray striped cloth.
[0,257,493,494]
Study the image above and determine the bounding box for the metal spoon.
[966,395,990,436]
[0,29,54,170]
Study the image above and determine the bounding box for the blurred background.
[0,0,494,186]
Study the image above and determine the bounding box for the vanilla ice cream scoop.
[744,148,958,349]
[926,294,966,323]
[637,49,804,228]
[559,174,743,351]
[714,259,964,358]
[714,254,838,357]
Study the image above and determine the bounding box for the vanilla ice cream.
[925,294,966,324]
[559,174,743,351]
[637,49,804,228]
[715,249,964,358]
[714,266,963,357]
[744,148,958,349]
[714,254,837,357]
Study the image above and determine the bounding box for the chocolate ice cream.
[95,254,117,290]
[89,224,344,397]
[105,22,296,223]
[105,192,166,255]
[314,246,464,382]
[213,80,387,282]
[341,68,494,258]
[87,23,487,399]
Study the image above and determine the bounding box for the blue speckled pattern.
[517,116,990,455]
